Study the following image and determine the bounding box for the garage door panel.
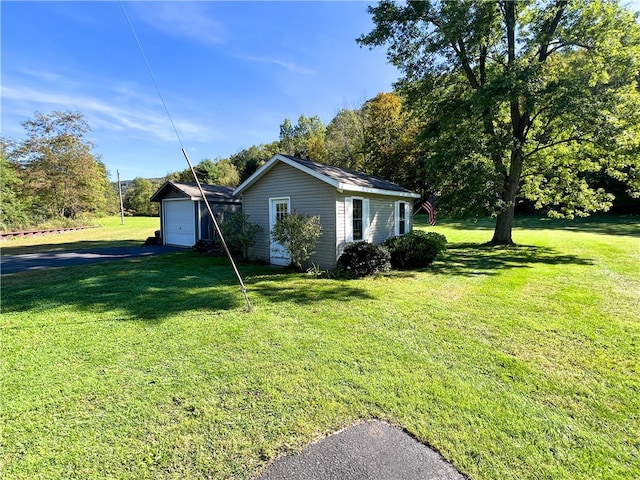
[164,200,195,246]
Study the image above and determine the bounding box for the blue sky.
[1,1,399,181]
[3,1,639,182]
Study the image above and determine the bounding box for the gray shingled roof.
[280,155,414,194]
[150,181,241,203]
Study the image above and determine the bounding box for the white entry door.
[269,197,291,266]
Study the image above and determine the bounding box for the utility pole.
[117,170,125,225]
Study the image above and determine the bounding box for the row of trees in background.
[119,92,423,220]
[127,0,640,246]
[3,1,639,241]
[167,92,422,191]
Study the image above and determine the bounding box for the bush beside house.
[271,212,322,272]
[336,232,447,278]
[384,231,447,269]
[336,242,391,278]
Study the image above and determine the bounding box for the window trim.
[395,201,409,237]
[345,196,370,242]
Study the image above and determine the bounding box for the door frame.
[269,197,291,266]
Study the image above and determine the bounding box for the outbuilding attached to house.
[150,181,242,247]
[234,154,421,269]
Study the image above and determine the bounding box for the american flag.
[422,195,436,226]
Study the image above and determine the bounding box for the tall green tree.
[13,111,116,222]
[325,107,366,171]
[362,92,420,187]
[229,142,280,183]
[325,94,420,187]
[359,0,640,244]
[169,158,240,186]
[208,159,240,187]
[123,177,159,216]
[279,115,328,162]
[0,142,31,231]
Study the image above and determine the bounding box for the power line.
[119,2,184,149]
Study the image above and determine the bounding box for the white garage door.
[163,200,196,247]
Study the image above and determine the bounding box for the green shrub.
[337,241,391,278]
[271,212,322,272]
[384,231,447,269]
[219,213,261,260]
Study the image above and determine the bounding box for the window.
[353,198,363,241]
[399,202,406,235]
[395,201,409,236]
[276,201,288,222]
[345,197,369,243]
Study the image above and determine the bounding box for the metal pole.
[182,148,252,311]
[117,170,125,225]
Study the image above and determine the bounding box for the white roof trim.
[234,154,337,194]
[338,183,421,198]
[234,154,420,199]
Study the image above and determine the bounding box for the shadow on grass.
[431,242,594,276]
[424,214,640,237]
[247,275,375,304]
[1,253,373,326]
[1,253,262,325]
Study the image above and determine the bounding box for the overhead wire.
[119,2,184,149]
[119,1,252,311]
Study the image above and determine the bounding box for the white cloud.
[2,82,219,144]
[239,55,315,75]
[130,3,225,46]
[16,68,77,86]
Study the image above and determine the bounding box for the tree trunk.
[491,149,524,245]
[491,204,515,245]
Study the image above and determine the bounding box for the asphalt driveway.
[256,420,465,480]
[1,245,183,274]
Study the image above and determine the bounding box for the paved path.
[256,420,465,480]
[1,245,183,274]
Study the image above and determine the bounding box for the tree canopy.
[359,0,640,244]
[122,177,160,216]
[279,115,328,162]
[0,145,30,231]
[3,111,116,230]
[168,158,240,187]
[325,93,422,186]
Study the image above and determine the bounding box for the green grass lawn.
[1,216,160,255]
[1,215,639,479]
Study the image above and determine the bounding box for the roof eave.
[234,154,340,195]
[234,154,421,199]
[150,181,184,202]
[338,183,421,199]
[233,156,278,195]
